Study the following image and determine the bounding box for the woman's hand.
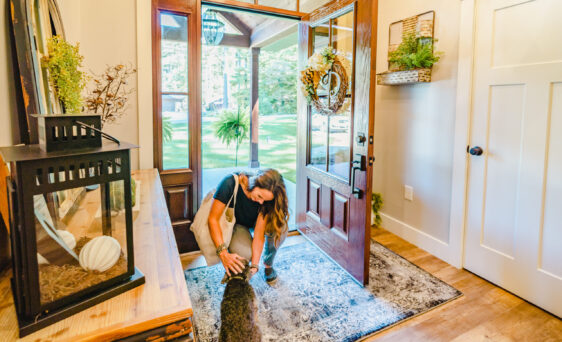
[218,250,245,276]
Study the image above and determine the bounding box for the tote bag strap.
[224,174,239,210]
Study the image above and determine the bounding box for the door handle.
[468,146,483,156]
[351,155,366,199]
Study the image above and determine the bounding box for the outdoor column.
[249,47,260,169]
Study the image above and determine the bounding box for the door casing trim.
[450,0,478,269]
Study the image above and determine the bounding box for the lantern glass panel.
[34,180,130,305]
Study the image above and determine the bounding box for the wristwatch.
[250,264,259,272]
[216,243,227,256]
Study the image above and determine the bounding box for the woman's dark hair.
[241,169,289,246]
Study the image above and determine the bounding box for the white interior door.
[465,0,562,317]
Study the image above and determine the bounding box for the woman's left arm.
[251,213,267,267]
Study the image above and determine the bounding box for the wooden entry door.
[296,0,376,285]
[152,0,201,253]
[464,0,562,317]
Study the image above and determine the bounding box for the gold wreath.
[301,59,349,116]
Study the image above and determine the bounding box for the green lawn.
[163,114,297,183]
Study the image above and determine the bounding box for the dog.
[218,260,262,342]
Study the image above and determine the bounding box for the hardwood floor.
[180,228,562,341]
[366,228,562,342]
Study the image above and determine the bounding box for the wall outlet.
[404,185,414,201]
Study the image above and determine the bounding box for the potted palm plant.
[213,109,250,167]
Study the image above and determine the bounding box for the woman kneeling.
[208,169,289,283]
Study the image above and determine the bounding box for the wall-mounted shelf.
[376,68,432,86]
[378,11,436,86]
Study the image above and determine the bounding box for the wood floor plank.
[366,227,561,342]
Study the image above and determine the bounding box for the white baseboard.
[379,212,456,267]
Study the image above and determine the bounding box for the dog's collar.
[221,274,248,284]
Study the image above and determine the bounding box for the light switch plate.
[404,185,414,201]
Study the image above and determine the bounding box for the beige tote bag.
[190,174,239,265]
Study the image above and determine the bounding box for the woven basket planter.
[377,68,432,86]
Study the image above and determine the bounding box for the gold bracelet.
[216,243,227,256]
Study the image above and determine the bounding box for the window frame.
[152,3,199,174]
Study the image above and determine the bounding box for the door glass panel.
[310,109,328,170]
[327,9,354,180]
[258,0,297,11]
[328,98,351,179]
[160,12,189,170]
[312,21,330,53]
[309,20,330,172]
[332,10,354,92]
[161,13,188,93]
[308,9,355,180]
[162,94,189,170]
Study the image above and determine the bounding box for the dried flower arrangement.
[85,64,137,127]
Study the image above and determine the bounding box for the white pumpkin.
[57,230,76,250]
[79,236,121,272]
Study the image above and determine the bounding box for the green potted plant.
[42,35,87,114]
[35,36,100,152]
[378,32,443,85]
[388,32,442,71]
[372,192,384,228]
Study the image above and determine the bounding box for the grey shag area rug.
[184,241,462,342]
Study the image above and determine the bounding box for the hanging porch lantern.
[202,9,225,45]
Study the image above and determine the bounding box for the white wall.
[0,0,20,147]
[59,0,140,170]
[373,0,461,263]
[1,1,144,170]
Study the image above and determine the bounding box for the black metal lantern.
[0,137,144,337]
[202,9,225,45]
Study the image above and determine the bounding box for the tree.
[229,49,250,110]
[213,109,250,166]
[259,45,298,115]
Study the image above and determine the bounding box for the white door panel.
[465,0,562,317]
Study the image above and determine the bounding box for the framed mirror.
[10,0,66,143]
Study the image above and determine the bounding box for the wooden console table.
[0,169,193,341]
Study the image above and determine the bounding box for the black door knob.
[469,146,483,156]
[356,133,366,145]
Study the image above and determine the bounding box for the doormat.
[184,240,462,342]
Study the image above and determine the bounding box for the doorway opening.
[200,5,299,228]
